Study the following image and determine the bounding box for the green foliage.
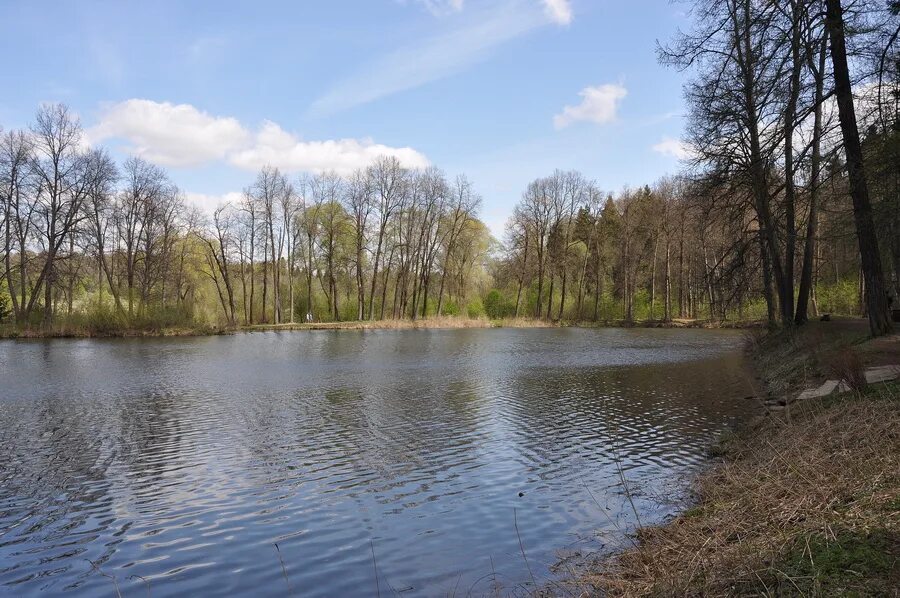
[742,298,770,322]
[816,278,860,316]
[0,287,10,322]
[483,289,504,319]
[339,300,359,322]
[82,306,130,335]
[466,298,485,319]
[62,304,197,334]
[483,288,515,319]
[523,285,539,317]
[594,291,623,321]
[133,305,196,330]
[777,529,898,595]
[630,288,651,321]
[442,301,459,316]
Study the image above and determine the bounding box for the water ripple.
[0,328,756,596]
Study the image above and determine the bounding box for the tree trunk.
[796,38,827,324]
[826,0,893,335]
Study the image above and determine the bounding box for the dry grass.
[745,318,876,399]
[242,316,554,332]
[0,322,223,339]
[824,344,868,393]
[569,318,767,330]
[0,316,557,338]
[575,386,900,596]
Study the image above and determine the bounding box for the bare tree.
[825,0,893,335]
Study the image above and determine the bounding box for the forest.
[1,0,898,336]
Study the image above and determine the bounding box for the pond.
[0,328,756,596]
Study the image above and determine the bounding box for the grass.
[2,308,781,339]
[744,317,880,399]
[240,316,555,332]
[569,317,768,330]
[0,311,223,339]
[0,323,223,339]
[570,330,900,596]
[0,314,562,338]
[778,529,898,596]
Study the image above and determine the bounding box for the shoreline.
[568,320,900,595]
[0,315,768,340]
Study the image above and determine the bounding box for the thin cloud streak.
[307,2,553,118]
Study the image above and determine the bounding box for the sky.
[0,0,693,236]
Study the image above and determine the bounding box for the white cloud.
[308,1,567,117]
[87,99,429,175]
[229,121,430,175]
[553,83,627,129]
[184,191,244,214]
[542,0,573,25]
[407,0,465,16]
[87,99,249,167]
[651,136,694,160]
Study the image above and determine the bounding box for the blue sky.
[1,0,692,235]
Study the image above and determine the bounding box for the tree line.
[203,160,486,325]
[663,0,899,335]
[493,0,898,335]
[1,0,897,334]
[0,105,489,329]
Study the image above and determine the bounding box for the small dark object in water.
[820,314,831,321]
[518,491,524,497]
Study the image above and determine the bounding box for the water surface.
[0,328,756,596]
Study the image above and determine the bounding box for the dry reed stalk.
[576,394,900,596]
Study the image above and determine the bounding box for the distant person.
[306,312,313,323]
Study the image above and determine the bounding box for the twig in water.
[611,425,643,530]
[513,507,537,588]
[128,574,151,598]
[580,476,635,548]
[274,543,292,595]
[463,558,513,597]
[87,559,123,598]
[371,539,381,598]
[616,458,643,530]
[490,554,500,597]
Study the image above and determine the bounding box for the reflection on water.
[0,328,756,596]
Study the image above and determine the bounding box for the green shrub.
[0,291,10,322]
[742,298,770,322]
[816,279,860,316]
[483,289,510,319]
[630,288,651,320]
[594,291,622,321]
[466,298,485,319]
[339,301,359,322]
[85,306,129,335]
[442,301,459,316]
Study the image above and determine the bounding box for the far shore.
[0,315,769,339]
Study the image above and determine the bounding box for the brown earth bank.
[557,318,900,597]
